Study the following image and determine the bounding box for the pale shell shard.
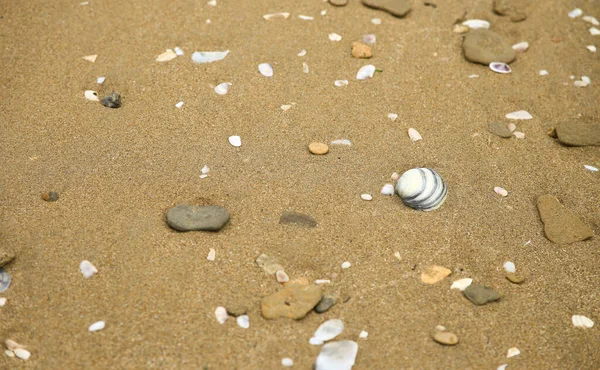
[568,8,582,18]
[359,331,368,339]
[334,80,349,87]
[191,50,230,64]
[587,45,597,53]
[281,104,292,111]
[507,347,520,358]
[408,128,422,142]
[328,33,342,41]
[228,135,242,147]
[513,131,525,139]
[207,248,216,261]
[512,41,529,52]
[494,187,508,197]
[314,319,344,342]
[506,110,533,120]
[330,139,352,146]
[503,261,516,273]
[214,82,232,95]
[14,348,30,361]
[276,270,289,283]
[583,16,600,26]
[96,76,105,84]
[581,76,591,85]
[5,350,15,358]
[489,62,511,74]
[84,90,99,101]
[590,27,600,36]
[282,358,294,367]
[263,12,290,20]
[298,49,307,56]
[0,297,6,306]
[80,260,98,278]
[362,34,376,44]
[356,65,376,80]
[258,63,273,77]
[381,184,395,195]
[82,54,98,63]
[360,194,373,201]
[201,165,210,175]
[388,113,398,121]
[302,62,309,73]
[215,306,228,324]
[584,165,598,172]
[175,101,184,109]
[5,339,23,351]
[298,15,314,21]
[315,340,358,370]
[572,315,594,328]
[462,19,490,30]
[236,315,250,329]
[156,49,177,62]
[174,47,184,56]
[450,278,473,291]
[371,18,382,25]
[88,321,105,332]
[395,168,448,211]
[539,70,549,76]
[574,80,588,87]
[341,261,351,269]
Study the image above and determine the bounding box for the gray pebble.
[315,294,337,313]
[279,211,317,228]
[166,205,230,232]
[487,122,513,138]
[101,92,121,108]
[463,284,501,305]
[226,305,248,317]
[42,191,59,202]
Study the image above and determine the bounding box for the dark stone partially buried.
[555,120,600,146]
[101,92,121,108]
[166,205,230,232]
[463,284,501,305]
[361,0,412,18]
[279,211,317,228]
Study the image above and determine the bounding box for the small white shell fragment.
[505,110,533,120]
[88,321,105,332]
[96,76,105,84]
[299,15,314,21]
[228,135,242,147]
[14,348,30,361]
[503,261,516,273]
[494,187,508,197]
[0,297,6,306]
[341,261,352,269]
[572,315,594,328]
[236,315,250,329]
[462,19,490,30]
[175,101,184,109]
[583,16,600,26]
[587,45,597,53]
[276,270,289,283]
[359,331,368,339]
[450,278,473,291]
[408,128,422,142]
[302,62,309,73]
[191,50,230,64]
[281,104,293,111]
[362,34,376,44]
[391,172,400,181]
[80,260,98,278]
[507,347,520,358]
[334,80,349,87]
[584,165,599,172]
[84,90,99,102]
[360,194,373,201]
[315,279,331,284]
[570,75,575,80]
[489,62,511,74]
[381,184,395,195]
[5,339,23,351]
[330,139,352,146]
[387,113,398,121]
[468,74,479,78]
[356,64,376,80]
[574,80,587,87]
[215,307,228,324]
[329,33,342,41]
[568,8,582,18]
[512,41,529,52]
[207,248,216,261]
[156,49,177,62]
[298,49,307,56]
[82,54,98,63]
[590,27,600,36]
[513,131,525,139]
[174,47,184,56]
[393,251,401,260]
[314,319,344,342]
[258,63,274,77]
[371,18,382,25]
[199,174,208,179]
[497,365,508,370]
[282,358,294,367]
[321,10,327,16]
[263,12,290,20]
[507,123,517,132]
[5,350,15,358]
[214,82,232,95]
[310,337,324,346]
[207,0,216,6]
[315,341,358,370]
[581,76,591,85]
[539,70,549,76]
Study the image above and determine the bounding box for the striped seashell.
[395,168,447,211]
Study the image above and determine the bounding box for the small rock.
[351,41,372,59]
[279,211,317,228]
[361,0,411,17]
[315,340,358,370]
[101,92,121,108]
[433,331,459,346]
[462,29,516,65]
[166,205,230,232]
[421,265,452,284]
[493,0,527,22]
[255,253,284,275]
[487,122,513,138]
[315,294,337,313]
[0,250,15,268]
[463,284,501,305]
[226,305,248,317]
[554,120,600,146]
[309,142,329,155]
[88,320,105,332]
[329,0,348,6]
[276,270,290,283]
[261,282,322,319]
[42,191,59,202]
[505,273,526,284]
[537,195,593,244]
[214,306,228,324]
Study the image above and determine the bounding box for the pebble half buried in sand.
[261,282,322,319]
[361,0,411,17]
[166,205,230,232]
[309,142,329,155]
[536,194,593,244]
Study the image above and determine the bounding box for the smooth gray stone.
[279,211,317,228]
[167,205,230,232]
[463,284,501,305]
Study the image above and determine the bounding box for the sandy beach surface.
[1,0,599,368]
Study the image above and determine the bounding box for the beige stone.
[537,195,593,245]
[420,265,452,284]
[261,283,322,319]
[351,42,372,59]
[309,142,329,155]
[433,331,459,345]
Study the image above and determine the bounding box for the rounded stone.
[329,0,348,6]
[462,29,516,65]
[505,273,526,284]
[361,0,411,17]
[315,294,337,313]
[309,142,329,155]
[42,191,59,202]
[463,284,501,305]
[433,331,459,345]
[351,42,372,59]
[166,205,230,232]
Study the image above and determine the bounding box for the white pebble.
[302,62,309,74]
[84,90,99,102]
[380,184,395,196]
[462,19,490,30]
[282,358,294,367]
[321,10,327,16]
[513,131,525,139]
[503,261,516,273]
[298,49,307,57]
[236,315,250,329]
[334,80,349,87]
[228,135,242,147]
[506,347,520,358]
[494,187,508,197]
[174,47,184,56]
[156,49,177,62]
[468,74,479,78]
[583,16,600,26]
[207,0,216,6]
[497,365,508,370]
[568,8,582,18]
[408,128,422,142]
[258,63,273,77]
[584,165,598,172]
[298,15,314,21]
[201,165,210,174]
[387,113,398,121]
[359,331,368,339]
[96,76,105,84]
[539,70,548,76]
[512,41,529,52]
[315,341,358,370]
[313,319,344,342]
[360,194,373,201]
[328,33,342,41]
[572,315,594,328]
[0,297,6,306]
[215,306,228,324]
[330,139,352,146]
[341,261,351,269]
[175,101,184,109]
[574,80,588,87]
[214,82,232,95]
[207,248,216,261]
[505,110,533,120]
[587,45,597,53]
[315,279,331,284]
[88,321,105,332]
[590,27,600,36]
[371,18,381,25]
[80,260,98,278]
[582,76,591,85]
[276,270,289,283]
[5,350,14,358]
[450,278,473,291]
[14,348,30,361]
[356,64,376,80]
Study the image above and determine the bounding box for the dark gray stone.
[464,284,501,305]
[279,212,317,228]
[487,122,513,138]
[166,205,230,232]
[361,0,411,17]
[101,92,121,108]
[315,294,337,313]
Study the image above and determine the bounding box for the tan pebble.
[453,24,470,33]
[309,142,329,155]
[506,272,526,284]
[421,265,452,284]
[4,350,15,357]
[433,331,459,345]
[351,41,372,59]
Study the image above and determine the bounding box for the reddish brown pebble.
[433,331,459,345]
[309,142,329,155]
[351,42,372,59]
[42,191,59,202]
[506,273,526,284]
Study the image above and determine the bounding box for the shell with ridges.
[395,168,447,211]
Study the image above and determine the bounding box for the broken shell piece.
[341,261,351,269]
[215,306,228,324]
[191,50,230,64]
[80,260,98,278]
[299,15,314,21]
[494,187,508,197]
[539,70,549,76]
[334,80,349,87]
[298,49,307,56]
[381,184,395,195]
[82,54,98,63]
[84,90,99,102]
[263,12,290,20]
[329,33,342,41]
[5,339,24,351]
[314,319,344,343]
[512,42,529,52]
[282,358,294,367]
[360,194,373,201]
[207,248,216,261]
[513,131,525,139]
[489,62,511,74]
[315,341,358,370]
[584,165,599,172]
[276,270,289,283]
[584,16,600,26]
[88,321,105,332]
[582,76,591,85]
[450,278,473,291]
[453,24,470,33]
[408,128,422,142]
[572,315,594,328]
[175,101,184,109]
[214,82,232,95]
[156,49,177,62]
[281,104,293,111]
[507,123,517,132]
[356,65,376,80]
[302,62,309,73]
[391,172,400,181]
[228,135,242,147]
[396,168,448,211]
[568,8,582,18]
[574,80,588,87]
[5,350,14,358]
[587,45,597,53]
[14,348,30,361]
[503,261,516,273]
[506,110,533,120]
[362,34,376,44]
[330,139,351,146]
[174,47,184,56]
[462,19,490,30]
[237,315,250,329]
[258,63,273,77]
[96,77,105,84]
[0,297,6,306]
[589,27,600,36]
[506,347,520,358]
[207,0,216,6]
[421,265,452,284]
[387,113,398,121]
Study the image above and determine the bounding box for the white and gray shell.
[395,168,447,211]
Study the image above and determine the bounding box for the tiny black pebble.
[42,191,59,202]
[101,92,121,108]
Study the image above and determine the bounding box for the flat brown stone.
[361,0,411,18]
[493,0,528,22]
[433,331,459,345]
[555,120,600,146]
[505,273,526,284]
[309,142,329,155]
[462,29,516,65]
[261,283,322,319]
[351,42,372,59]
[537,195,593,245]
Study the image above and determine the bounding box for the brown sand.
[1,0,599,368]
